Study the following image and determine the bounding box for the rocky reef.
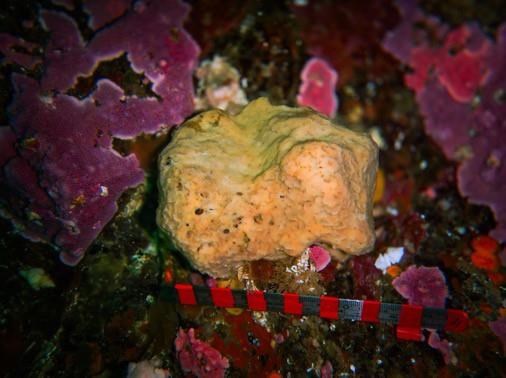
[0,1,504,377]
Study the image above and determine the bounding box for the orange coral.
[470,235,502,278]
[487,272,505,285]
[470,252,500,272]
[163,267,173,284]
[267,372,282,378]
[471,235,499,255]
[386,264,402,278]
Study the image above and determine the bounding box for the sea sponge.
[158,98,378,277]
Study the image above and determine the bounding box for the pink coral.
[175,328,229,378]
[297,57,338,118]
[489,317,506,354]
[404,24,491,103]
[427,330,452,364]
[309,245,331,272]
[83,0,130,30]
[352,255,382,299]
[0,33,42,69]
[392,265,448,308]
[382,0,506,242]
[0,0,199,264]
[438,43,489,103]
[320,360,333,378]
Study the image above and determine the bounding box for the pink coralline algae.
[382,0,506,242]
[83,0,131,30]
[351,255,382,299]
[309,245,331,272]
[427,330,452,364]
[488,317,506,354]
[40,0,198,112]
[0,0,199,264]
[174,328,229,378]
[0,34,42,69]
[297,57,338,118]
[320,360,333,378]
[392,265,448,308]
[404,25,490,102]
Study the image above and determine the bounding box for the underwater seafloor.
[0,0,505,377]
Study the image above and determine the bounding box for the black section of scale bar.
[265,293,284,312]
[193,285,213,305]
[231,289,248,308]
[160,285,178,303]
[379,303,401,324]
[300,295,320,315]
[422,307,447,330]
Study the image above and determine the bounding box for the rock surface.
[157,98,378,277]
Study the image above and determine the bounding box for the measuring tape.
[160,284,469,341]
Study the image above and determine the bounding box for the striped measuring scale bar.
[160,284,469,341]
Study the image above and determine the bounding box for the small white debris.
[39,95,55,108]
[99,185,109,197]
[145,294,155,304]
[386,206,399,216]
[369,127,387,150]
[394,131,405,150]
[374,247,404,272]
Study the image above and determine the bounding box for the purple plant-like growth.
[392,265,448,308]
[382,0,506,241]
[0,0,199,264]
